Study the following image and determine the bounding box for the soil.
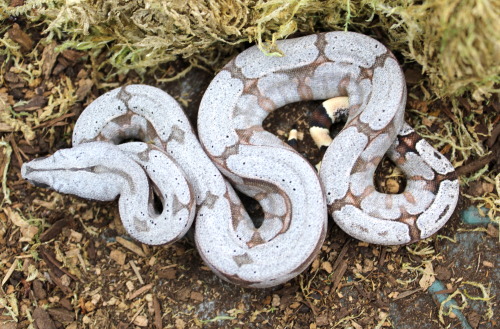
[0,22,498,329]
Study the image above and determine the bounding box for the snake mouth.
[29,180,51,189]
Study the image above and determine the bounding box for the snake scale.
[21,32,459,288]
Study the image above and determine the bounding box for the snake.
[20,31,459,288]
[197,31,459,246]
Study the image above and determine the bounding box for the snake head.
[21,142,136,201]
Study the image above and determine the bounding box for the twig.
[32,112,75,130]
[455,153,497,177]
[39,247,79,281]
[1,260,18,287]
[127,283,153,300]
[7,134,23,167]
[153,295,162,329]
[378,247,387,268]
[331,260,348,293]
[486,123,500,148]
[48,270,72,295]
[116,237,146,257]
[331,239,350,273]
[129,260,144,284]
[127,303,146,327]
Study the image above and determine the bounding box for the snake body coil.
[21,32,459,288]
[198,32,459,246]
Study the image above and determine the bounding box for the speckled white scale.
[323,33,387,66]
[198,71,244,157]
[198,35,331,288]
[359,61,405,130]
[256,73,301,108]
[23,85,241,249]
[415,139,456,175]
[416,180,460,237]
[360,133,392,162]
[234,34,319,78]
[22,141,195,245]
[321,126,368,202]
[334,205,412,245]
[200,31,459,250]
[233,95,268,129]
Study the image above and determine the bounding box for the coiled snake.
[21,32,459,288]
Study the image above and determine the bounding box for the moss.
[2,0,498,99]
[371,0,500,100]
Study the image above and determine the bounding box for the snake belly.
[198,31,459,247]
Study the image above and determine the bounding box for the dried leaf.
[419,262,436,290]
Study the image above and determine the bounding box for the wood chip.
[40,218,75,242]
[331,260,348,293]
[47,308,75,323]
[61,49,85,62]
[133,315,148,327]
[190,291,204,302]
[321,261,333,274]
[33,307,57,329]
[272,294,280,307]
[486,223,499,238]
[157,267,176,280]
[127,283,153,300]
[0,122,15,133]
[153,295,162,329]
[13,95,47,112]
[176,287,191,302]
[110,249,126,265]
[8,23,33,52]
[76,78,93,101]
[433,288,456,295]
[42,41,59,78]
[33,279,47,300]
[115,237,146,257]
[130,260,144,284]
[482,260,494,268]
[175,318,186,329]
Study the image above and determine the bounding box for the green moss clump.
[2,0,499,99]
[370,0,500,100]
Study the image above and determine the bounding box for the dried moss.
[2,0,498,99]
[371,0,500,100]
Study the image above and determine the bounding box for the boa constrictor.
[198,31,459,247]
[21,31,459,288]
